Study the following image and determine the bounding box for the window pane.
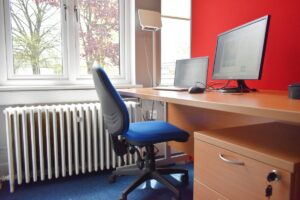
[10,0,63,76]
[161,0,191,18]
[161,18,190,85]
[78,0,120,76]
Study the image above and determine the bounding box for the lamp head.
[138,9,162,31]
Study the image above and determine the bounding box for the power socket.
[146,110,157,120]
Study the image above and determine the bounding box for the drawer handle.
[218,153,245,165]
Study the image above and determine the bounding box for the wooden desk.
[119,88,300,155]
[119,88,300,199]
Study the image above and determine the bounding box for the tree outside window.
[8,0,120,77]
[10,0,62,76]
[78,0,119,76]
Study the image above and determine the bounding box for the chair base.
[110,165,188,200]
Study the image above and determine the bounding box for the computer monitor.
[174,56,209,88]
[212,15,270,93]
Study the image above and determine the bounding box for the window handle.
[63,3,67,21]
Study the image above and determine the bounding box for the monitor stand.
[218,80,257,93]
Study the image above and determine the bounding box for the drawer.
[194,179,227,200]
[194,139,291,200]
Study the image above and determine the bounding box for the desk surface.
[119,88,300,124]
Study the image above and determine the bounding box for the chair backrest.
[92,66,129,136]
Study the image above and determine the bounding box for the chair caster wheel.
[108,174,116,184]
[180,174,189,186]
[119,194,127,200]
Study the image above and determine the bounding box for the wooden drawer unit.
[195,140,291,200]
[194,122,300,200]
[194,179,227,200]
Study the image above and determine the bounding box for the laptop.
[154,56,209,91]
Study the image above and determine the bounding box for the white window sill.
[0,84,142,92]
[0,84,142,105]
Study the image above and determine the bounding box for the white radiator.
[4,102,142,192]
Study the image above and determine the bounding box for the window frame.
[4,0,69,81]
[0,0,134,86]
[160,0,191,86]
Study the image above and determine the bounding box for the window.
[160,0,191,85]
[0,0,134,85]
[77,0,120,77]
[9,0,63,77]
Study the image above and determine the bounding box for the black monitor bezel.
[212,15,270,81]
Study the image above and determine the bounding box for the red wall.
[192,0,300,90]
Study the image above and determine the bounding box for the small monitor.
[212,15,270,93]
[174,56,209,88]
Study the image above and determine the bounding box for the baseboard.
[0,147,7,178]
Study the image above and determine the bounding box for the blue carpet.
[0,164,193,200]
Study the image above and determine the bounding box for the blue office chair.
[92,66,189,200]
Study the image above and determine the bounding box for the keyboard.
[153,86,188,91]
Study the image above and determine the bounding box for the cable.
[195,81,225,91]
[150,100,155,120]
[140,100,147,121]
[142,115,147,121]
[203,81,232,91]
[220,80,231,89]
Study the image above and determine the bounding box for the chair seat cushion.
[124,121,189,145]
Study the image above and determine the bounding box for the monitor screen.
[212,16,269,83]
[174,56,209,88]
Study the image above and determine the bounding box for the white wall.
[0,105,8,177]
[135,0,161,87]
